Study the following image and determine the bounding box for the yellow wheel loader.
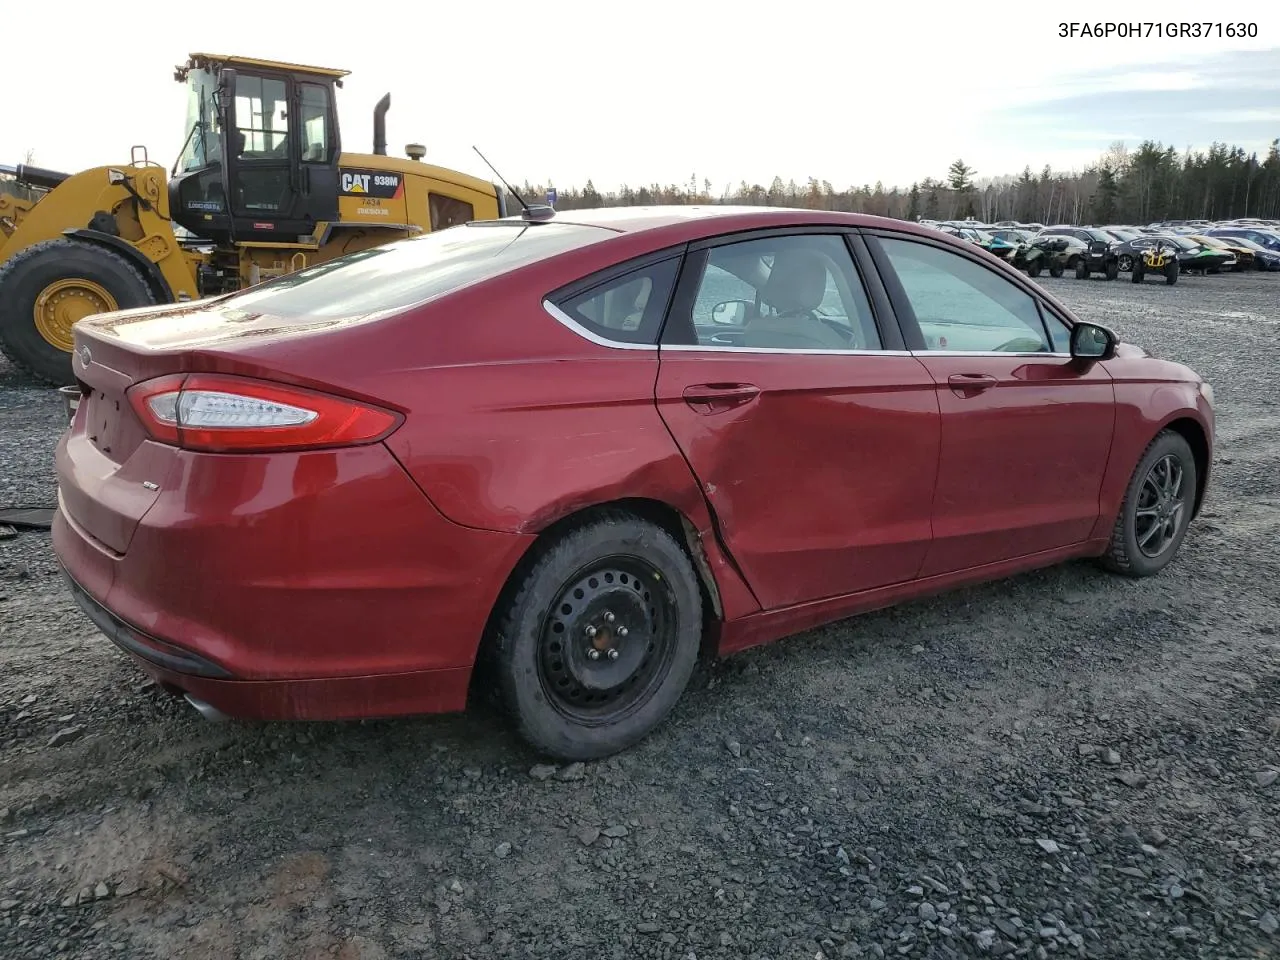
[0,53,509,385]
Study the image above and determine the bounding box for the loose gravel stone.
[2,276,1279,958]
[46,726,84,748]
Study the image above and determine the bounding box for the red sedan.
[52,205,1215,760]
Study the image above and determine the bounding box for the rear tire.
[1105,260,1120,281]
[1049,263,1064,278]
[1118,254,1133,272]
[490,510,704,761]
[1026,261,1042,278]
[1132,265,1145,283]
[1075,259,1089,280]
[0,238,158,386]
[1098,430,1197,578]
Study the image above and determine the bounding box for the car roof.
[518,205,942,241]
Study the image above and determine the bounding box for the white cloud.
[1196,109,1280,124]
[2,1,1278,192]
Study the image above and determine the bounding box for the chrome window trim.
[545,297,1075,360]
[912,350,1073,358]
[663,344,1072,359]
[542,299,658,352]
[661,344,914,356]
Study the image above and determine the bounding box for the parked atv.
[1009,242,1053,277]
[1019,236,1077,278]
[1036,227,1122,279]
[1131,241,1180,285]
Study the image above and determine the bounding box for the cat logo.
[339,168,402,199]
[342,172,371,194]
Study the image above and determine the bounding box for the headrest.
[759,248,828,314]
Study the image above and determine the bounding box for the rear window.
[212,222,609,320]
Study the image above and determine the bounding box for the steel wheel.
[1134,454,1186,558]
[491,511,703,760]
[537,557,680,725]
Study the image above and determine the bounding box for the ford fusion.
[53,206,1215,760]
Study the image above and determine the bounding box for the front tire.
[1049,262,1064,278]
[1098,430,1198,578]
[1165,262,1179,285]
[491,511,704,760]
[1075,259,1090,280]
[1105,260,1120,281]
[1132,264,1145,283]
[0,238,158,385]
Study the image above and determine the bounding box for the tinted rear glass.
[211,222,611,320]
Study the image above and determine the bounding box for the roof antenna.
[472,146,554,222]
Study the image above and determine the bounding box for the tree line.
[6,138,1280,226]
[505,138,1280,226]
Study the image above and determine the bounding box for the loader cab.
[169,53,346,244]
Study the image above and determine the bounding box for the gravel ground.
[1,270,1278,960]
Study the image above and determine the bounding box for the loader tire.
[0,238,158,386]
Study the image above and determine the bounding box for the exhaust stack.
[373,93,391,156]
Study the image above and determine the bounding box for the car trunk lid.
[62,298,350,554]
[59,308,197,555]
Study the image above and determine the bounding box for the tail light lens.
[126,373,402,453]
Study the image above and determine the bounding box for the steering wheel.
[815,314,856,343]
[990,336,1046,353]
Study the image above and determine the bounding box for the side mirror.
[711,300,750,325]
[1070,321,1117,361]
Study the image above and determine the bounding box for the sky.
[4,2,1278,195]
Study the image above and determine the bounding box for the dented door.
[655,351,939,610]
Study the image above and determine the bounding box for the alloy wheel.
[1134,454,1186,558]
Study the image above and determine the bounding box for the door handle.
[947,373,998,391]
[682,383,760,410]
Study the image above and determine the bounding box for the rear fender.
[380,359,762,623]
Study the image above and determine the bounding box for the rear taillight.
[126,374,402,453]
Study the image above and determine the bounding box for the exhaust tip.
[184,693,230,722]
[58,385,82,424]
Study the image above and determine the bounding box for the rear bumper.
[52,441,536,721]
[60,557,473,719]
[60,563,232,678]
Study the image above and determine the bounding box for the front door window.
[878,237,1052,353]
